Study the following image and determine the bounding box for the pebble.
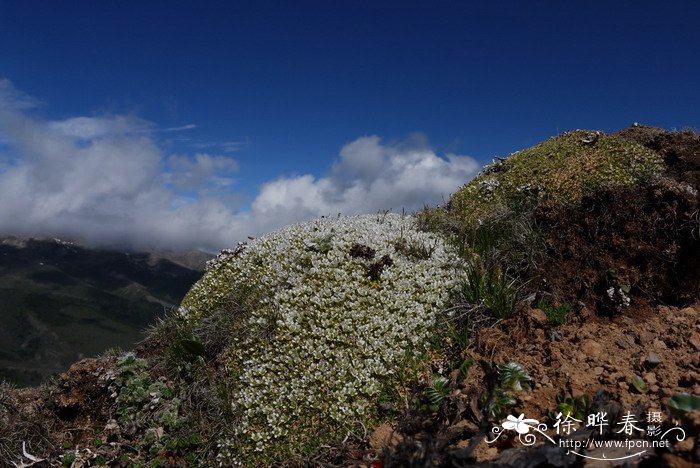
[643,372,657,385]
[638,331,653,345]
[581,339,602,358]
[689,334,700,351]
[691,354,700,367]
[646,352,661,366]
[527,308,547,323]
[624,332,638,345]
[593,367,604,375]
[547,330,563,342]
[616,339,629,350]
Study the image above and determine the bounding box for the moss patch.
[446,130,664,224]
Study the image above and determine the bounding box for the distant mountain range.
[0,236,212,386]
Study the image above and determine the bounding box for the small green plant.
[394,237,436,260]
[554,394,590,420]
[482,387,517,420]
[537,302,571,325]
[631,375,648,394]
[426,376,451,409]
[452,326,470,349]
[461,259,521,319]
[113,352,182,456]
[479,362,530,420]
[61,452,76,468]
[457,357,474,382]
[668,393,700,419]
[179,338,206,358]
[498,362,531,391]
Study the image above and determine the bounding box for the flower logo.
[502,414,540,434]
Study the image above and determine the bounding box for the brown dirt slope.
[527,126,700,315]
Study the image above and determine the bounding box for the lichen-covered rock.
[181,214,460,464]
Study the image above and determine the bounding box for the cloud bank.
[0,79,479,251]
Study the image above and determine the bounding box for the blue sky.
[0,1,698,250]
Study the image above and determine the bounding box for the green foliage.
[61,452,76,467]
[165,434,202,452]
[418,131,663,303]
[451,325,470,350]
[448,131,664,224]
[479,362,531,420]
[498,362,531,391]
[114,353,183,454]
[554,394,590,420]
[482,387,517,420]
[631,375,649,394]
[457,357,474,382]
[537,302,571,325]
[426,376,451,409]
[419,203,542,276]
[393,237,437,260]
[668,393,700,419]
[461,258,521,319]
[178,338,206,358]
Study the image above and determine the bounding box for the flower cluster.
[182,214,460,463]
[606,286,631,308]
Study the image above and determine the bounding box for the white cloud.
[49,115,151,139]
[0,80,480,252]
[161,124,196,132]
[251,135,479,226]
[0,78,40,110]
[167,153,239,191]
[189,140,248,153]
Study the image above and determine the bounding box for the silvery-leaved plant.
[181,214,461,464]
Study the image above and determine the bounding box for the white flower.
[182,214,460,460]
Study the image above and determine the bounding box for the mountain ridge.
[0,237,212,386]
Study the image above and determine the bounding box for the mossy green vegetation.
[448,130,663,223]
[114,354,185,456]
[180,214,461,465]
[537,302,571,325]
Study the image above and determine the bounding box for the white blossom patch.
[181,214,460,463]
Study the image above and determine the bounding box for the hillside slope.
[0,237,208,386]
